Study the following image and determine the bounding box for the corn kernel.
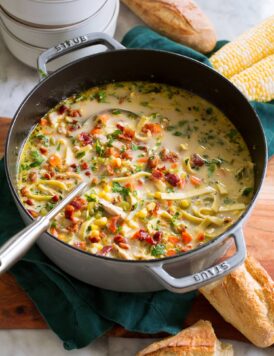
[125,219,139,229]
[98,191,112,201]
[95,217,108,227]
[91,224,99,231]
[136,208,148,218]
[103,184,111,192]
[154,192,162,199]
[180,200,190,209]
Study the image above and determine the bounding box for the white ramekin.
[0,0,116,48]
[0,0,119,71]
[0,0,108,27]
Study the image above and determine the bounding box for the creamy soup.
[17,82,254,260]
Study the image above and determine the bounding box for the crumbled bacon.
[88,236,100,243]
[132,229,160,245]
[99,245,113,256]
[152,231,163,243]
[28,172,37,183]
[69,109,81,117]
[39,147,48,155]
[147,156,159,169]
[43,173,51,180]
[81,162,89,170]
[64,204,75,220]
[70,196,87,210]
[78,132,92,146]
[20,187,28,196]
[160,148,179,162]
[67,222,80,233]
[117,124,135,141]
[141,123,162,135]
[165,172,181,187]
[58,105,69,115]
[85,171,91,177]
[121,150,133,160]
[191,153,205,167]
[113,235,126,244]
[106,164,114,176]
[151,169,164,180]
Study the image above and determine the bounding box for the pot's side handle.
[146,229,246,293]
[37,32,125,81]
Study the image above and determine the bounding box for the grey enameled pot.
[4,33,267,293]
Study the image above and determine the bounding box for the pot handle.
[37,32,125,81]
[146,229,246,293]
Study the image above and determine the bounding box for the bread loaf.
[136,320,233,355]
[200,256,274,348]
[122,0,216,53]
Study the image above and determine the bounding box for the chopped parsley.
[151,244,165,257]
[76,151,86,159]
[112,182,130,200]
[29,150,44,167]
[93,91,106,103]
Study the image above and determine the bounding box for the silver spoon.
[0,181,87,274]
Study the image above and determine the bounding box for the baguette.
[200,256,274,348]
[121,0,216,53]
[136,320,233,355]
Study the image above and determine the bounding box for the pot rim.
[4,48,268,265]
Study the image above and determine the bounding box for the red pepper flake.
[165,172,181,187]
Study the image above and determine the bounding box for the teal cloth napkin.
[1,26,273,351]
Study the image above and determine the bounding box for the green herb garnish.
[112,182,130,200]
[76,151,86,159]
[242,187,253,196]
[151,244,166,257]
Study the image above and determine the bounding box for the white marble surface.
[0,1,274,355]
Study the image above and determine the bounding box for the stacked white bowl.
[0,0,119,71]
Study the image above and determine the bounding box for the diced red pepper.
[64,204,75,220]
[182,231,193,244]
[108,216,120,233]
[191,153,205,167]
[78,132,92,146]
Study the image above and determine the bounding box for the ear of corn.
[230,55,274,102]
[210,16,274,78]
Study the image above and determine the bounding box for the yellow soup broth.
[17,82,254,260]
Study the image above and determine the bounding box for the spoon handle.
[0,181,87,274]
